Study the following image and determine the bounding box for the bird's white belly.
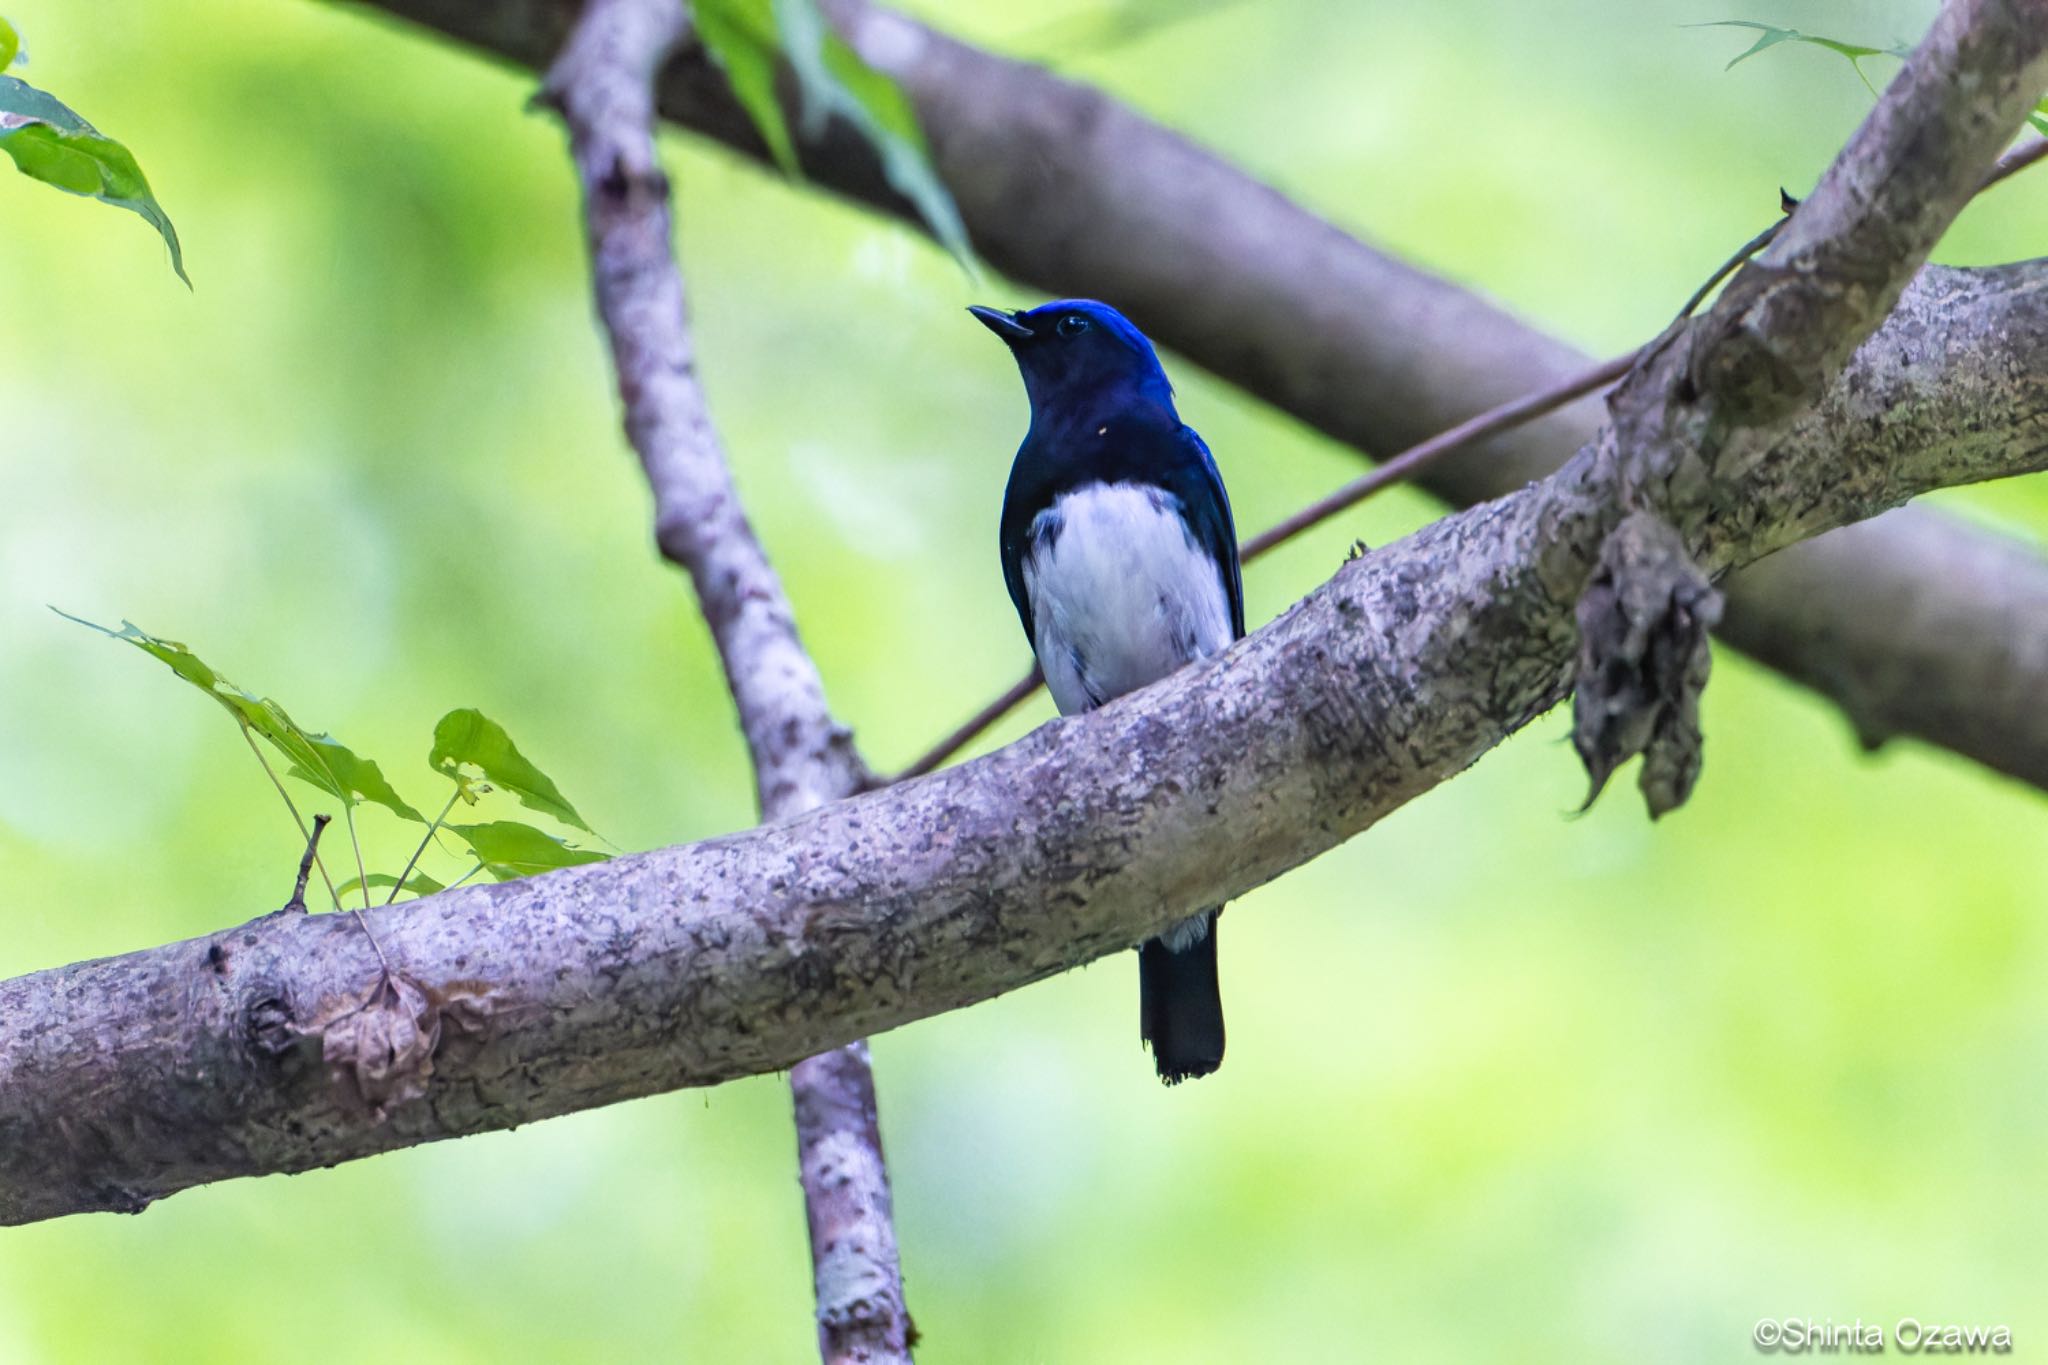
[1023,481,1232,716]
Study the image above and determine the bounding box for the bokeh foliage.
[0,0,2044,1360]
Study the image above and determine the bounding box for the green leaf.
[337,871,446,899]
[228,694,347,794]
[55,615,302,763]
[430,707,595,833]
[692,0,974,271]
[56,608,226,693]
[286,735,425,823]
[693,0,800,176]
[772,0,974,272]
[0,18,19,72]
[1704,19,1800,68]
[1693,20,1903,67]
[0,74,187,284]
[55,610,420,820]
[1692,21,1910,100]
[448,821,610,881]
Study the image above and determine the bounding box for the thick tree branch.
[540,3,908,1359]
[5,252,2045,1224]
[340,0,2048,791]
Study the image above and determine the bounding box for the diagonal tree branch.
[4,247,2044,1223]
[341,0,2048,791]
[539,3,909,1359]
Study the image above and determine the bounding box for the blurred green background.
[3,0,2045,1359]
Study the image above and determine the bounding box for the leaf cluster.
[60,613,608,908]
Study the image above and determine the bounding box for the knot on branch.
[243,993,303,1062]
[813,1220,912,1352]
[1573,512,1724,818]
[596,151,672,209]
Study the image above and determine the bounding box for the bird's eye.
[1056,313,1091,337]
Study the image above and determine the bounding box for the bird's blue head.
[970,298,1175,424]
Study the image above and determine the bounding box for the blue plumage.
[974,298,1242,1083]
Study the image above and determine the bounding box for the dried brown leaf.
[1573,512,1724,818]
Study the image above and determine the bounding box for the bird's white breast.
[1022,481,1233,716]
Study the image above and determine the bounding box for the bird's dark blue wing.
[998,445,1047,648]
[1171,425,1244,640]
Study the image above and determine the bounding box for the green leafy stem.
[58,612,609,910]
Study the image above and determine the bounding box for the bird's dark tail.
[1139,910,1224,1084]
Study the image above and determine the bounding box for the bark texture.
[5,256,2045,1224]
[337,0,2048,789]
[542,5,909,1359]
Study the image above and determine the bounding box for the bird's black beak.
[968,305,1034,343]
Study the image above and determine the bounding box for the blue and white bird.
[972,298,1244,1084]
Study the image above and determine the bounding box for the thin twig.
[1984,132,2048,188]
[387,788,461,905]
[282,813,332,914]
[1677,133,2045,323]
[241,724,343,911]
[1238,350,1638,559]
[341,806,373,913]
[894,668,1044,781]
[1676,218,1788,321]
[350,906,393,977]
[444,860,488,891]
[329,0,2048,796]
